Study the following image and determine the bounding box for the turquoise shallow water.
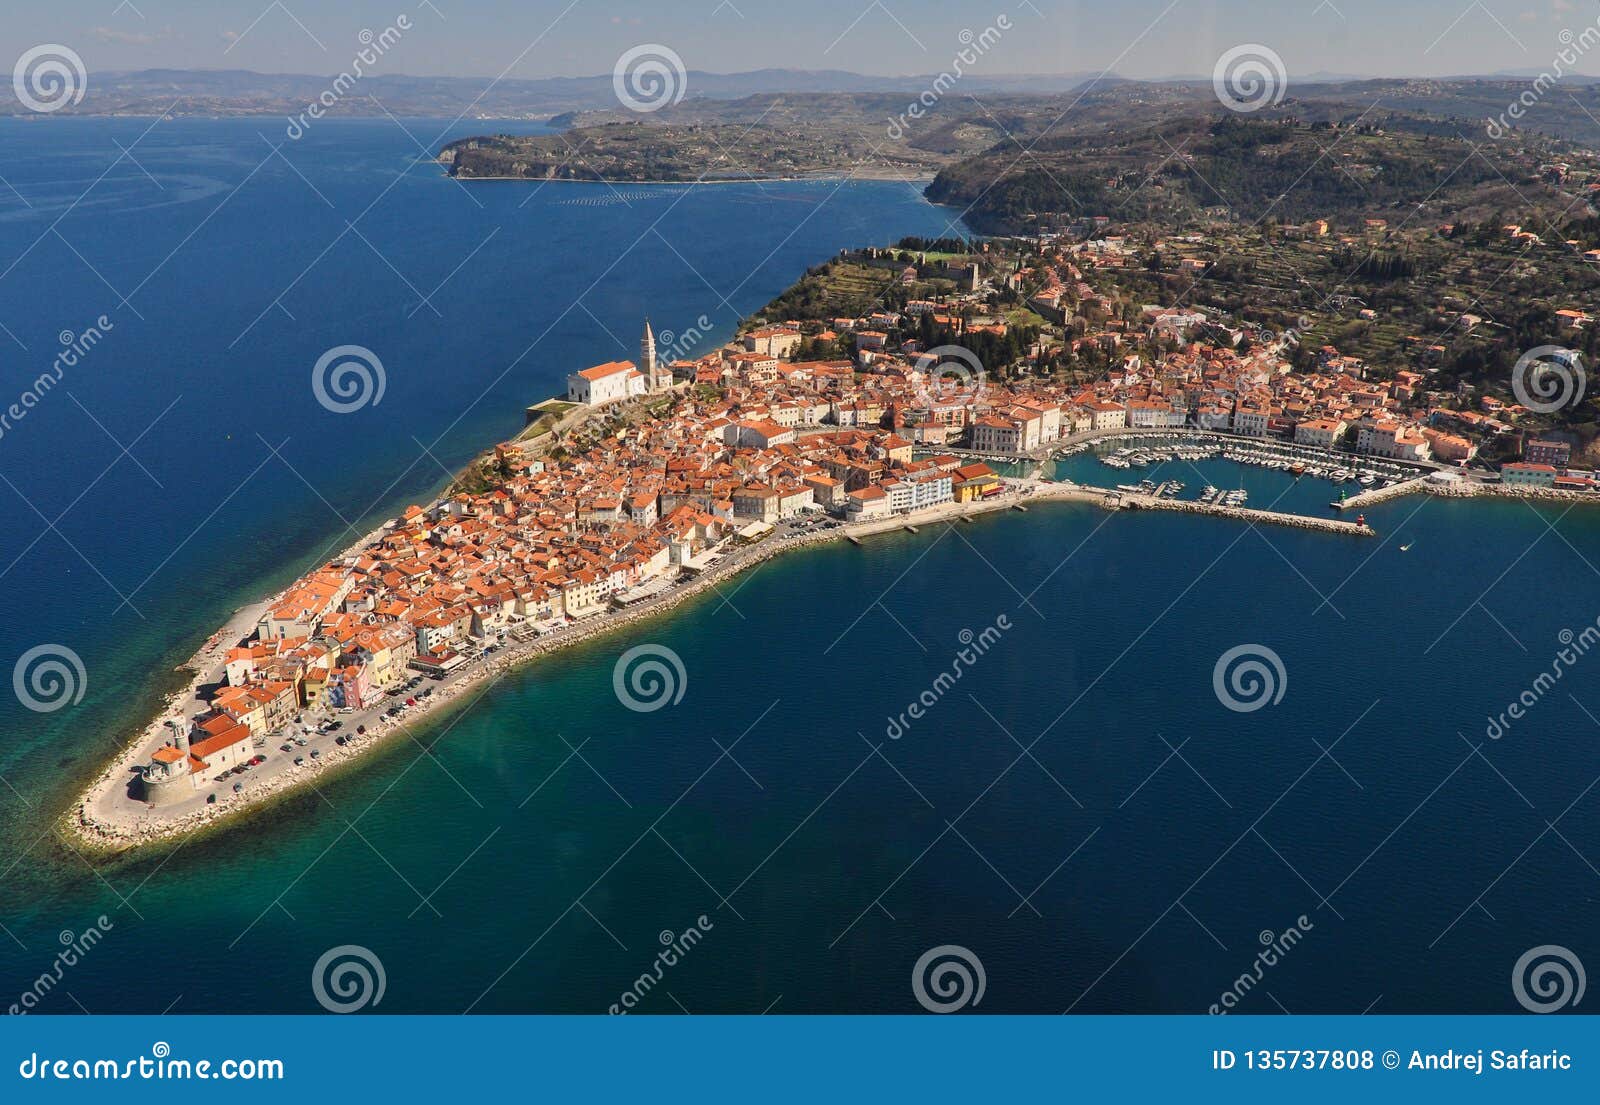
[1,120,1598,1014]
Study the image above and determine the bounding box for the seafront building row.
[139,246,1594,801]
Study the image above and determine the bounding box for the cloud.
[88,25,167,45]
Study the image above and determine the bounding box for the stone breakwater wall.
[1424,482,1599,505]
[1114,493,1376,536]
[1337,478,1600,511]
[1334,476,1435,511]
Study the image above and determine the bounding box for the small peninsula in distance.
[438,121,949,182]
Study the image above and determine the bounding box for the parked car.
[294,757,305,766]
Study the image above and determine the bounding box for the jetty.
[1332,474,1435,510]
[1111,491,1376,536]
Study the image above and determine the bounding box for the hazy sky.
[6,0,1592,81]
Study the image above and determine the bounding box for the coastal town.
[78,231,1596,842]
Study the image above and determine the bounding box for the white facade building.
[567,360,645,405]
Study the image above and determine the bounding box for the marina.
[1065,432,1431,493]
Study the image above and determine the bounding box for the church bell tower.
[641,317,661,390]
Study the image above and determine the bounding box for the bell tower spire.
[641,316,663,389]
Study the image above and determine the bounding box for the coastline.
[62,504,446,852]
[65,481,1099,851]
[63,432,1590,854]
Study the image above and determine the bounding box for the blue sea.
[0,118,1597,1015]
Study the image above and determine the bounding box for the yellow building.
[953,463,1001,502]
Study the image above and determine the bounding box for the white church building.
[566,319,674,405]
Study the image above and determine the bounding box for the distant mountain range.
[12,66,1600,120]
[0,67,1114,118]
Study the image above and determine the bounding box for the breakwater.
[1334,477,1600,511]
[1112,491,1376,535]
